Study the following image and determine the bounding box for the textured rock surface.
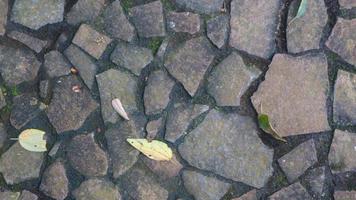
[176,0,224,14]
[268,182,312,200]
[44,50,71,78]
[73,179,121,200]
[66,0,105,25]
[40,161,69,200]
[0,123,7,149]
[334,191,356,200]
[232,189,257,200]
[10,93,41,129]
[145,118,162,140]
[0,0,7,35]
[167,12,201,34]
[165,37,215,96]
[8,31,47,53]
[19,190,38,200]
[143,153,183,180]
[207,15,229,48]
[303,166,329,199]
[39,80,50,100]
[252,53,330,136]
[339,0,356,9]
[179,109,274,188]
[0,89,6,110]
[0,191,20,200]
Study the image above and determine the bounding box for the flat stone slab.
[339,0,356,9]
[66,0,105,25]
[8,31,47,53]
[143,153,183,180]
[11,0,65,30]
[268,182,312,200]
[44,50,71,78]
[230,0,280,59]
[179,109,274,188]
[207,15,229,49]
[176,0,224,14]
[0,191,20,200]
[232,189,257,200]
[252,53,330,137]
[303,166,329,199]
[10,93,41,129]
[19,190,38,200]
[0,0,8,35]
[334,191,356,200]
[40,160,69,200]
[167,12,201,34]
[326,18,356,66]
[73,179,121,200]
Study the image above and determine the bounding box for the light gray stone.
[19,190,38,200]
[66,0,105,25]
[0,0,8,35]
[143,153,183,180]
[268,182,312,200]
[40,160,69,200]
[145,118,162,140]
[8,31,47,53]
[44,50,71,78]
[167,12,201,34]
[0,191,20,200]
[0,123,7,149]
[207,15,229,48]
[0,89,6,110]
[73,179,121,200]
[334,191,356,200]
[339,0,356,9]
[176,0,224,14]
[232,189,257,200]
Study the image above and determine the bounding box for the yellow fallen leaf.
[127,139,173,161]
[18,129,47,152]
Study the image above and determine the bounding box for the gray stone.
[230,0,280,59]
[19,190,38,200]
[339,0,356,9]
[39,80,51,100]
[334,191,356,200]
[0,123,7,149]
[329,129,356,173]
[0,191,20,200]
[165,37,215,96]
[0,0,8,35]
[268,182,312,200]
[207,15,229,49]
[72,24,112,59]
[167,12,201,34]
[129,1,165,38]
[183,170,230,200]
[252,53,330,137]
[96,69,138,124]
[64,45,97,90]
[144,70,174,115]
[66,0,105,25]
[232,189,257,200]
[333,70,356,126]
[179,109,274,188]
[67,134,108,177]
[0,142,44,184]
[48,142,61,158]
[303,166,328,199]
[0,45,41,86]
[208,52,261,106]
[146,118,162,140]
[110,43,153,76]
[46,75,98,133]
[326,18,356,66]
[10,93,41,129]
[11,0,64,30]
[103,0,135,42]
[143,153,183,180]
[8,31,47,53]
[44,51,71,78]
[73,179,121,200]
[278,139,318,182]
[0,89,6,110]
[40,161,69,200]
[176,0,224,14]
[287,0,327,53]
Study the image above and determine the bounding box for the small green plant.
[148,38,163,55]
[121,0,133,12]
[10,86,20,96]
[161,0,174,10]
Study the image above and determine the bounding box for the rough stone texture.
[167,12,201,34]
[72,24,112,59]
[232,189,257,200]
[10,93,41,129]
[44,50,71,78]
[0,142,44,184]
[268,182,312,200]
[110,43,153,76]
[339,0,356,9]
[230,0,280,59]
[0,123,7,149]
[0,89,6,110]
[0,45,41,86]
[19,190,38,200]
[46,75,98,133]
[67,134,108,177]
[207,15,229,49]
[40,161,69,200]
[143,153,183,180]
[0,0,8,35]
[334,191,356,200]
[144,70,175,115]
[105,122,140,178]
[96,69,138,124]
[8,31,47,53]
[176,0,224,14]
[208,52,261,106]
[329,129,356,173]
[333,70,356,126]
[252,53,330,136]
[179,109,274,188]
[103,0,135,42]
[39,80,51,100]
[73,179,121,200]
[11,0,65,30]
[146,118,162,140]
[183,170,230,200]
[303,166,328,199]
[0,191,20,200]
[129,1,165,38]
[165,37,215,96]
[66,0,105,25]
[326,18,356,66]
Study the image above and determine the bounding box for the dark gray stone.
[176,0,224,14]
[303,166,329,199]
[39,80,51,100]
[0,0,8,35]
[167,12,201,34]
[8,31,47,53]
[268,182,312,200]
[207,15,229,49]
[334,191,356,200]
[73,179,121,200]
[232,190,257,200]
[0,123,7,149]
[10,93,41,129]
[66,0,105,25]
[44,51,71,78]
[40,160,69,200]
[19,190,38,200]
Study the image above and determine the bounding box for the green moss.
[10,86,20,96]
[161,0,174,10]
[148,38,163,55]
[0,85,20,96]
[121,0,133,12]
[0,104,12,116]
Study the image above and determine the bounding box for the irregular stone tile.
[146,118,162,140]
[129,111,148,138]
[176,0,224,14]
[287,0,327,53]
[232,189,257,200]
[129,1,165,38]
[167,12,201,34]
[0,142,44,184]
[165,37,215,96]
[143,153,183,180]
[19,190,38,200]
[208,52,261,106]
[64,45,97,90]
[73,179,121,200]
[0,191,20,200]
[333,70,356,125]
[0,89,6,110]
[339,0,356,9]
[326,18,356,66]
[329,129,356,173]
[67,134,108,177]
[110,43,153,76]
[207,15,229,49]
[66,0,105,25]
[72,24,112,59]
[230,0,280,59]
[268,182,312,200]
[251,53,330,136]
[44,50,71,78]
[303,166,328,199]
[0,123,7,149]
[334,191,356,200]
[278,139,318,182]
[10,94,41,129]
[103,0,135,42]
[8,31,47,53]
[46,75,98,133]
[105,122,140,178]
[0,0,8,35]
[11,0,65,30]
[0,45,41,86]
[48,142,61,158]
[40,160,69,200]
[179,109,274,188]
[144,70,174,115]
[96,69,138,124]
[39,80,51,100]
[183,170,230,200]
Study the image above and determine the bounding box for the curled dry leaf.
[18,129,47,152]
[127,138,173,161]
[112,98,130,120]
[258,104,286,142]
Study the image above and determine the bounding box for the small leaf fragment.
[18,129,47,152]
[289,0,308,24]
[112,98,130,120]
[258,114,286,142]
[126,138,173,161]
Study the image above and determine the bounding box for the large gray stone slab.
[8,31,47,53]
[10,93,41,129]
[176,0,224,14]
[334,191,356,200]
[167,11,201,34]
[66,0,105,25]
[268,182,312,200]
[44,50,71,78]
[207,15,229,49]
[0,191,20,200]
[40,160,69,200]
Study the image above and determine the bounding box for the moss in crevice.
[148,37,163,55]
